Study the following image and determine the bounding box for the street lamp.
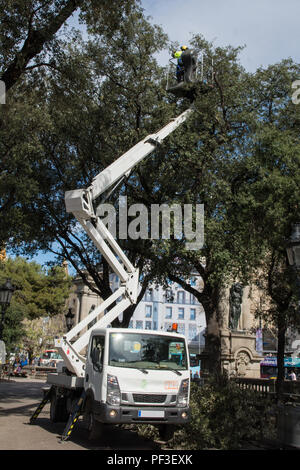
[65,308,75,332]
[0,279,15,340]
[286,223,300,313]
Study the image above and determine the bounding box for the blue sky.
[31,0,300,268]
[141,0,300,72]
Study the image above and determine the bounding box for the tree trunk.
[200,287,222,375]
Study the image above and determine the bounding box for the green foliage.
[1,3,171,321]
[0,0,135,90]
[0,257,71,351]
[132,380,276,450]
[175,381,276,449]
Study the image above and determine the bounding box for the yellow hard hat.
[181,45,188,50]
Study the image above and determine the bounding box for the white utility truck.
[31,107,193,442]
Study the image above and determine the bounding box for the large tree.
[0,0,135,247]
[0,256,71,352]
[120,43,300,373]
[225,61,300,390]
[2,4,300,377]
[0,5,170,323]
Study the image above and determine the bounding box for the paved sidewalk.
[0,376,86,450]
[0,376,159,451]
[1,376,298,452]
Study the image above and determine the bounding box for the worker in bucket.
[173,45,189,83]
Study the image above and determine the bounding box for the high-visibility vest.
[174,50,182,59]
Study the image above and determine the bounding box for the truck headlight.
[107,374,121,406]
[177,378,189,408]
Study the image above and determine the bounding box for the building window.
[190,294,196,304]
[177,323,185,335]
[145,321,152,330]
[164,322,172,332]
[129,321,133,329]
[153,321,157,330]
[165,289,174,303]
[165,307,172,319]
[136,320,143,329]
[190,308,196,320]
[145,305,152,318]
[178,308,184,319]
[177,291,185,304]
[145,289,153,301]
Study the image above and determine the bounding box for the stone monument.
[219,284,263,378]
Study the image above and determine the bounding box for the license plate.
[138,410,165,418]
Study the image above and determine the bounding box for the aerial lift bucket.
[166,50,214,101]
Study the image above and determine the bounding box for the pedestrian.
[13,359,22,375]
[288,369,297,381]
[20,356,28,368]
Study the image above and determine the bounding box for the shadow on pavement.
[0,378,161,450]
[28,414,161,451]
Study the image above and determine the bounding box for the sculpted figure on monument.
[236,351,250,376]
[229,283,243,330]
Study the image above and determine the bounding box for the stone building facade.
[68,276,104,328]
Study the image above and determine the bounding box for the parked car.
[39,349,63,367]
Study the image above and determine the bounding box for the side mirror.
[91,347,102,372]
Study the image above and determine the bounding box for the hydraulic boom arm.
[56,107,193,377]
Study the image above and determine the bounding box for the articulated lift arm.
[56,107,193,377]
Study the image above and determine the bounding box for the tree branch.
[1,0,82,91]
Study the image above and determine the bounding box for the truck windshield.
[108,332,188,371]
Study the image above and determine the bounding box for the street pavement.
[0,376,161,451]
[0,376,296,454]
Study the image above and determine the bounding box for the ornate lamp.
[0,279,15,340]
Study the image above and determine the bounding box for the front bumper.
[92,401,189,425]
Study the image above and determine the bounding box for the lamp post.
[198,325,203,355]
[286,223,300,269]
[286,223,300,307]
[65,307,75,332]
[0,279,15,340]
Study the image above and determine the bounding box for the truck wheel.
[50,393,69,423]
[83,399,103,441]
[158,424,175,442]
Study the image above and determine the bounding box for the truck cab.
[85,328,190,427]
